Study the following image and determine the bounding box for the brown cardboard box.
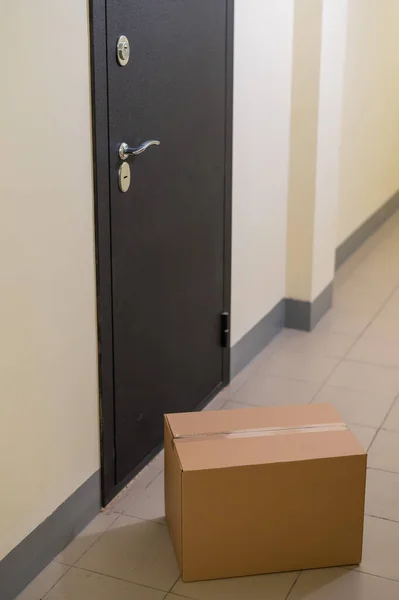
[164,403,367,582]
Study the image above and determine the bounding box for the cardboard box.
[164,403,367,582]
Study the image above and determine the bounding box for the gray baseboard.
[230,299,285,379]
[0,470,101,600]
[285,282,333,332]
[336,190,399,269]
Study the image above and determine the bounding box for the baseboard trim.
[285,282,333,332]
[0,470,101,600]
[230,300,285,379]
[336,190,399,269]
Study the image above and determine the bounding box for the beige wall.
[338,0,399,245]
[285,0,323,302]
[0,1,100,559]
[312,0,348,297]
[231,0,294,343]
[286,0,348,302]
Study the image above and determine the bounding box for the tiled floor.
[17,211,399,600]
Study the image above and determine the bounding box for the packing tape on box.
[175,422,348,443]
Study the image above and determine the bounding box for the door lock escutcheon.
[117,35,130,66]
[118,161,131,192]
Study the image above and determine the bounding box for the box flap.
[165,404,366,472]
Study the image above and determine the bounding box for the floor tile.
[263,351,339,383]
[315,308,373,336]
[16,562,69,600]
[366,468,399,522]
[348,333,399,368]
[46,567,165,600]
[348,424,376,450]
[203,390,228,411]
[227,336,286,394]
[327,360,399,396]
[354,256,399,287]
[382,397,399,431]
[379,235,399,254]
[378,290,399,321]
[172,571,299,600]
[334,249,373,286]
[339,235,385,273]
[366,316,399,342]
[276,330,356,359]
[76,515,179,591]
[334,281,388,314]
[124,472,165,522]
[312,386,394,428]
[55,512,119,565]
[233,372,320,407]
[107,453,163,513]
[368,429,399,473]
[227,361,259,395]
[222,400,251,410]
[355,515,399,581]
[288,567,399,599]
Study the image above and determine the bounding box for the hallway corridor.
[18,211,399,599]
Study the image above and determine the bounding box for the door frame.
[89,0,234,505]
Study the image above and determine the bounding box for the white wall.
[0,1,100,560]
[338,0,399,245]
[231,0,294,344]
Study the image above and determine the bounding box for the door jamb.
[89,0,234,505]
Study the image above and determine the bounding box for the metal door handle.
[119,140,160,160]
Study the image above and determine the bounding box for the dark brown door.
[94,0,232,497]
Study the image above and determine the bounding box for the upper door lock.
[117,35,130,66]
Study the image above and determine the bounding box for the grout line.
[41,565,72,599]
[285,570,302,600]
[67,564,174,595]
[116,513,167,525]
[67,513,167,572]
[167,574,182,595]
[308,360,345,403]
[169,591,193,599]
[227,333,290,396]
[365,513,399,524]
[335,267,399,365]
[367,466,399,476]
[309,379,338,404]
[342,564,399,584]
[308,379,325,402]
[107,463,164,514]
[61,511,120,566]
[320,382,398,397]
[344,356,399,370]
[237,370,339,388]
[379,393,399,430]
[367,392,399,454]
